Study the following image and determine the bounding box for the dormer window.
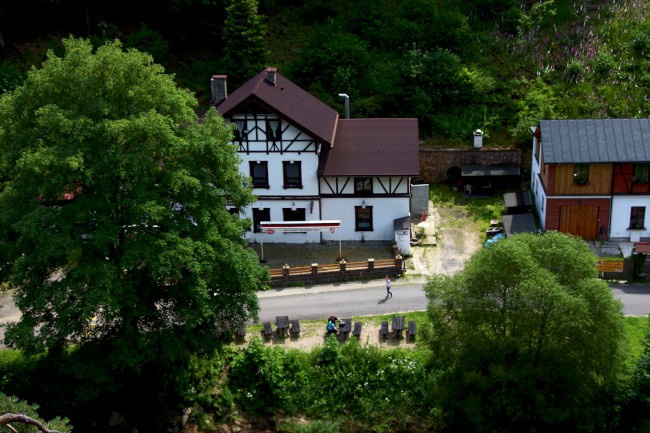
[573,164,589,185]
[266,119,281,141]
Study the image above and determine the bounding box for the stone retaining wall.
[419,147,525,184]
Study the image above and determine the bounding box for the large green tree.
[425,231,627,432]
[0,38,266,370]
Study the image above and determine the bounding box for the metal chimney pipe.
[338,93,350,119]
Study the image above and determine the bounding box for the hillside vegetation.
[1,0,650,147]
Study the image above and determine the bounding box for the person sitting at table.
[327,315,338,335]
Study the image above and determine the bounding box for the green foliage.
[620,319,650,432]
[288,26,371,99]
[510,78,560,146]
[228,337,437,430]
[0,393,72,433]
[222,0,269,86]
[0,61,26,94]
[425,231,628,432]
[126,23,170,62]
[277,418,341,433]
[0,37,266,376]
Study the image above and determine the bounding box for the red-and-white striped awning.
[260,220,340,234]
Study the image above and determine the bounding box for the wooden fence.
[268,256,404,287]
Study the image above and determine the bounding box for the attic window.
[633,164,649,183]
[234,120,247,141]
[266,119,281,141]
[573,164,589,185]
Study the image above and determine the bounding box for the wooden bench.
[262,322,273,339]
[276,315,290,336]
[408,320,416,340]
[236,324,246,339]
[352,321,362,337]
[290,319,301,336]
[392,315,406,337]
[380,321,389,338]
[339,318,352,338]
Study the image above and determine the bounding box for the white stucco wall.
[320,197,410,241]
[610,196,650,240]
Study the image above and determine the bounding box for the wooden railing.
[268,256,403,286]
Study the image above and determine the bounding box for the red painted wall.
[545,197,612,237]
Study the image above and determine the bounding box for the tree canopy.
[0,37,266,372]
[425,231,627,432]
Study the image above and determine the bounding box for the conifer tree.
[222,0,269,86]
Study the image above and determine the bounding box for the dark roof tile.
[323,119,419,176]
[215,68,338,145]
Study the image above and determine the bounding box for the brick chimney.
[211,75,227,105]
[266,68,277,86]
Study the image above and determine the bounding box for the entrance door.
[559,205,598,240]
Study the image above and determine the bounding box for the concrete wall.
[419,148,524,184]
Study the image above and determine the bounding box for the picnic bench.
[290,319,301,336]
[352,321,362,337]
[380,321,389,338]
[392,315,406,337]
[262,322,273,339]
[339,318,352,338]
[236,324,246,339]
[408,320,416,340]
[276,315,290,336]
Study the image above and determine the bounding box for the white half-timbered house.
[213,68,419,252]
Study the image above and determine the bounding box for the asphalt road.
[611,283,650,316]
[257,278,429,322]
[258,279,650,322]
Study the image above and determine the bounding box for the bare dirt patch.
[408,204,482,277]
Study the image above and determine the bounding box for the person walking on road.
[385,275,392,298]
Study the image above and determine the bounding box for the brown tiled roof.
[323,119,419,176]
[215,67,338,145]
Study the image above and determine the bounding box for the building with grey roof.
[532,118,650,244]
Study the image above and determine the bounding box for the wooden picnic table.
[339,318,352,336]
[392,316,406,335]
[276,315,290,335]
